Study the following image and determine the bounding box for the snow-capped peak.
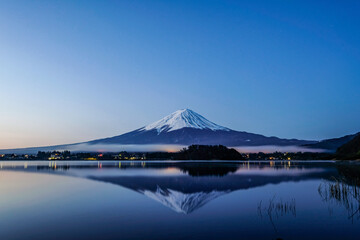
[142,109,230,134]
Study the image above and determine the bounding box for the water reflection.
[85,162,336,214]
[0,161,338,215]
[318,165,360,222]
[179,163,238,176]
[258,196,296,236]
[1,161,360,240]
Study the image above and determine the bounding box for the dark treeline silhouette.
[336,133,360,160]
[175,145,244,160]
[145,152,173,160]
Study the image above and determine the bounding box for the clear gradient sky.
[1,0,360,149]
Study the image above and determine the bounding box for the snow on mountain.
[141,109,230,134]
[0,108,318,154]
[141,186,229,214]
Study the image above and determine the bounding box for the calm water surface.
[0,160,359,240]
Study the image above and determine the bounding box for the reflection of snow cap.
[140,185,229,214]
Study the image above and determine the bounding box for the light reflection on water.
[0,160,359,240]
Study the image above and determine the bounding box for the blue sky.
[0,0,359,148]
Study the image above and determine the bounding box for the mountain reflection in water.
[88,163,336,214]
[1,161,339,214]
[1,161,360,240]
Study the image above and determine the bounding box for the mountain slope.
[88,109,315,147]
[0,108,318,153]
[303,133,357,151]
[336,133,360,159]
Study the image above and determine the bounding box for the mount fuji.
[87,108,314,146]
[0,108,317,153]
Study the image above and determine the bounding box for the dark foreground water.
[0,160,360,240]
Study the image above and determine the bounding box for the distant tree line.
[174,145,244,160]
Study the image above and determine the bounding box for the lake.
[0,160,359,240]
